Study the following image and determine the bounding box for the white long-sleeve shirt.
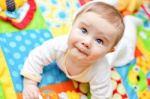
[21,15,140,99]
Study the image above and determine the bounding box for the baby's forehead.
[78,12,118,33]
[79,15,119,40]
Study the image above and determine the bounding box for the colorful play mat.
[0,0,150,99]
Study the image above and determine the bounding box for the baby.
[21,1,141,99]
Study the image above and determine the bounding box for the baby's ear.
[109,47,115,53]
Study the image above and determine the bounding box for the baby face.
[68,11,118,64]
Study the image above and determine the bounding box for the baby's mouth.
[75,47,88,56]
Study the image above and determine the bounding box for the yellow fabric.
[35,0,79,37]
[0,0,26,11]
[0,0,7,11]
[137,36,150,61]
[14,0,27,9]
[118,0,142,13]
[0,48,17,99]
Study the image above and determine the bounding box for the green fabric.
[0,81,6,99]
[138,26,150,52]
[0,8,47,33]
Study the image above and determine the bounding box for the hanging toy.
[0,0,27,12]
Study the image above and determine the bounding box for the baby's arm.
[89,60,112,99]
[21,37,60,99]
[90,72,112,99]
[22,77,40,99]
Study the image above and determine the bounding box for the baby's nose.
[81,38,92,48]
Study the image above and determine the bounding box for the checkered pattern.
[6,0,16,12]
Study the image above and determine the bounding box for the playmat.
[0,0,150,99]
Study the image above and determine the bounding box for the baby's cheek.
[92,51,106,59]
[88,54,102,61]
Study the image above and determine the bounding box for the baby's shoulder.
[51,35,68,43]
[91,57,111,77]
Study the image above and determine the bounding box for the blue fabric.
[0,29,68,92]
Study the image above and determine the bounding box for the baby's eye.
[81,28,87,34]
[96,39,103,44]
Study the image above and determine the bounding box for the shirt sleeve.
[89,59,112,99]
[106,15,142,67]
[20,36,67,82]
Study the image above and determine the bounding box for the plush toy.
[72,81,89,94]
[94,0,142,15]
[118,0,143,15]
[0,0,27,12]
[0,0,36,29]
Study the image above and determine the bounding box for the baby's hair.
[74,1,125,46]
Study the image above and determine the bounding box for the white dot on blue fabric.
[13,52,21,59]
[0,38,6,43]
[5,33,12,37]
[3,47,9,53]
[44,32,50,38]
[15,83,22,91]
[30,33,37,39]
[22,31,27,35]
[12,71,19,77]
[15,35,22,41]
[35,30,40,34]
[19,45,26,52]
[9,41,17,48]
[34,43,40,47]
[39,38,44,43]
[18,64,23,70]
[25,39,31,45]
[23,57,27,61]
[8,59,15,65]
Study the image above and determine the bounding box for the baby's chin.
[69,48,87,60]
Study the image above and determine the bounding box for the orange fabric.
[17,80,76,99]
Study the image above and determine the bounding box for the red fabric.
[0,0,36,29]
[141,4,150,19]
[78,0,90,6]
[147,78,150,86]
[135,47,143,58]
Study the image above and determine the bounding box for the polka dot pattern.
[3,1,150,99]
[115,60,139,99]
[36,0,80,37]
[111,68,128,99]
[0,29,67,92]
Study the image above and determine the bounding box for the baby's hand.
[23,78,40,99]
